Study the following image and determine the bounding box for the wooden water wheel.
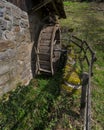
[36,24,61,75]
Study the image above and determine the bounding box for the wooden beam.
[28,0,52,13]
[51,0,60,17]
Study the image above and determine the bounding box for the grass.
[60,1,104,129]
[0,70,81,130]
[0,1,104,130]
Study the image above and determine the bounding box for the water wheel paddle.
[36,24,61,75]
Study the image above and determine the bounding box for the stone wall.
[0,0,41,96]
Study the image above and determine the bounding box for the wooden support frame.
[28,0,52,13]
[51,0,60,17]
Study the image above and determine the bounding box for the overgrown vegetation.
[0,71,82,130]
[0,1,104,130]
[60,1,104,129]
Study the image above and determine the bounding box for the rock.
[0,19,7,30]
[0,51,8,61]
[7,21,12,31]
[0,73,9,86]
[2,30,15,40]
[2,83,10,94]
[13,16,20,26]
[12,6,21,18]
[0,3,5,8]
[0,29,3,38]
[21,11,28,19]
[5,6,11,16]
[7,49,16,59]
[0,11,4,17]
[15,33,25,42]
[20,20,29,28]
[0,40,15,52]
[0,64,9,75]
[0,0,37,96]
[4,15,11,21]
[14,26,20,32]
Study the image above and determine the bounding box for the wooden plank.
[39,49,50,53]
[40,43,50,46]
[41,36,51,40]
[40,61,50,66]
[39,58,50,61]
[39,60,50,65]
[39,46,50,50]
[40,64,51,70]
[39,68,51,73]
[43,27,53,33]
[40,40,51,46]
[41,32,52,37]
[80,72,89,116]
[37,52,50,55]
[50,25,56,75]
[39,55,50,61]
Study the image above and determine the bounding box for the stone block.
[0,19,7,30]
[0,9,4,17]
[17,53,25,61]
[13,16,20,26]
[14,26,20,32]
[4,14,12,21]
[2,30,15,40]
[2,83,10,94]
[12,6,21,18]
[7,21,12,31]
[21,69,29,79]
[25,35,31,42]
[0,0,36,96]
[16,61,24,77]
[0,49,16,60]
[0,29,3,38]
[8,49,16,59]
[0,63,9,75]
[24,62,31,69]
[23,78,30,86]
[15,33,26,42]
[0,51,8,61]
[20,19,29,28]
[0,3,5,9]
[9,66,17,80]
[21,11,28,19]
[0,73,9,86]
[0,0,6,4]
[5,6,11,16]
[0,40,15,52]
[16,44,28,54]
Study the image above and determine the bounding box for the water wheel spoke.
[36,24,61,75]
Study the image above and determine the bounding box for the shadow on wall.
[6,0,44,77]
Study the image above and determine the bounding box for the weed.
[60,2,104,129]
[0,2,103,130]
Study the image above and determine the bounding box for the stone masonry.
[0,0,41,96]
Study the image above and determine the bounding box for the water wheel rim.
[36,24,61,75]
[51,24,61,75]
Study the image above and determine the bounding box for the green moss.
[61,46,82,95]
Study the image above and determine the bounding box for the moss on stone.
[61,47,82,94]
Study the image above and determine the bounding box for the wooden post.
[80,72,89,116]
